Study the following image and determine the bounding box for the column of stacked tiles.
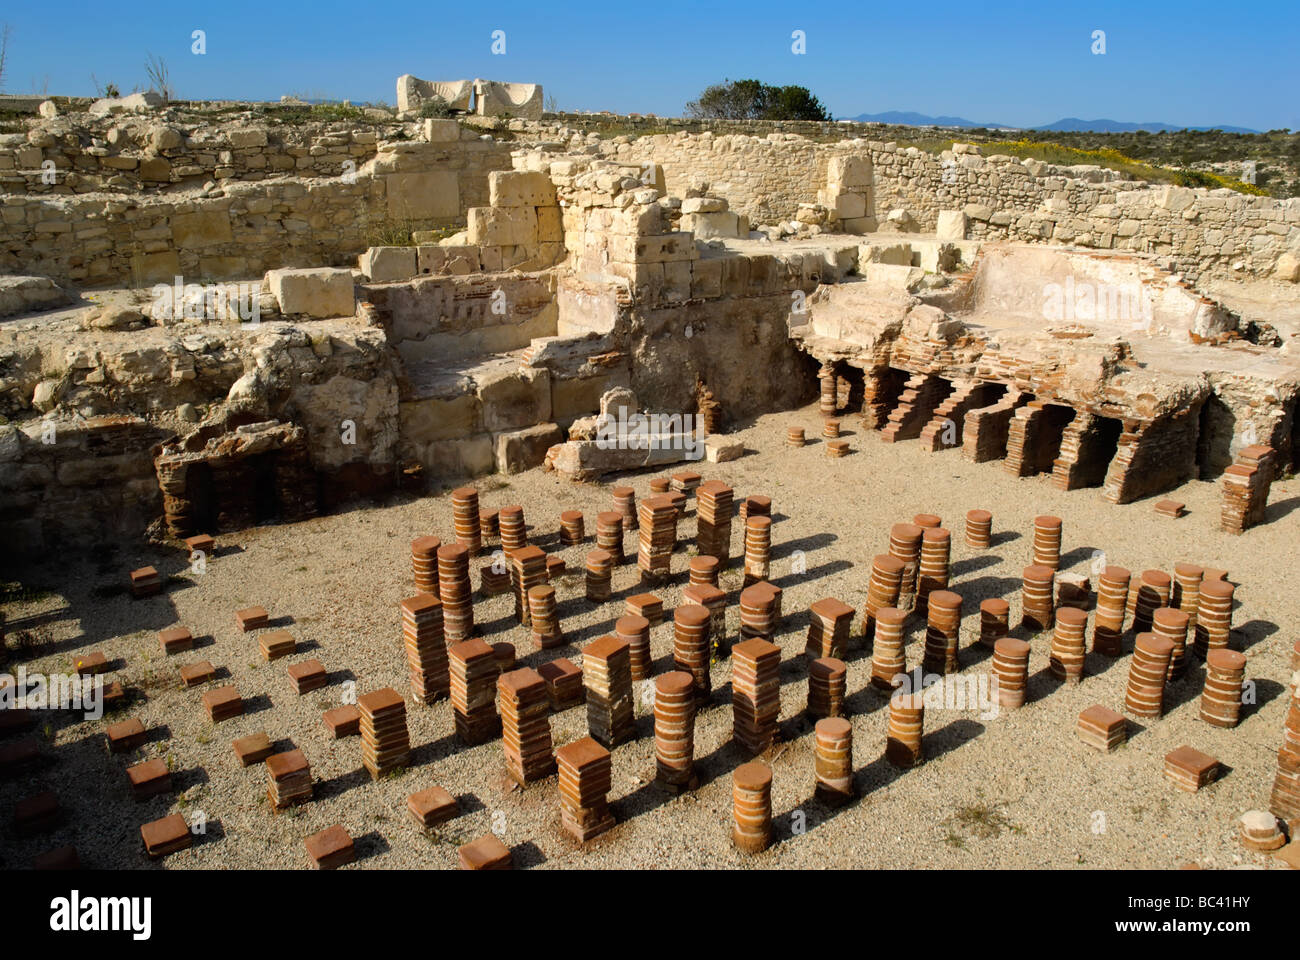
[1152,607,1191,679]
[684,583,728,660]
[556,737,614,843]
[584,635,635,747]
[689,555,720,587]
[402,594,449,703]
[980,598,1009,648]
[449,638,501,745]
[595,511,624,564]
[1021,564,1055,631]
[805,598,853,661]
[787,426,805,447]
[814,718,854,805]
[1032,515,1062,570]
[673,604,712,705]
[818,363,837,416]
[1049,607,1087,683]
[913,513,941,530]
[479,508,499,545]
[871,607,907,690]
[1193,579,1234,659]
[452,486,482,554]
[615,615,652,681]
[637,496,676,578]
[743,515,772,584]
[1172,562,1202,632]
[359,688,410,781]
[612,486,637,531]
[1200,650,1246,728]
[807,658,846,719]
[1091,566,1130,656]
[585,549,613,602]
[559,510,585,547]
[885,692,924,767]
[1077,705,1126,751]
[739,495,771,522]
[437,544,474,641]
[528,585,562,649]
[499,505,527,553]
[1132,570,1171,634]
[1125,633,1174,720]
[922,590,961,675]
[732,637,781,755]
[889,523,923,609]
[739,584,777,642]
[498,667,555,785]
[992,637,1031,709]
[512,545,547,625]
[649,476,671,495]
[411,536,440,596]
[915,527,951,616]
[732,761,773,854]
[654,672,697,791]
[861,554,904,639]
[266,749,313,809]
[965,509,992,549]
[1220,445,1274,534]
[1269,688,1300,820]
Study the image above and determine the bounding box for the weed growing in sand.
[943,802,1021,842]
[196,732,211,745]
[383,766,408,781]
[478,477,512,493]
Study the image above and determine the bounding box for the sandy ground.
[2,402,1297,871]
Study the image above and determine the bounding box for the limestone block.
[936,210,968,241]
[609,232,697,264]
[396,75,473,116]
[228,128,269,148]
[552,374,613,423]
[0,276,71,318]
[386,171,459,219]
[467,206,538,247]
[266,267,355,319]
[400,394,481,443]
[827,155,872,189]
[359,246,417,283]
[839,216,877,235]
[421,435,496,479]
[704,435,743,463]
[488,170,556,207]
[477,366,551,431]
[691,257,723,299]
[963,204,994,222]
[139,157,172,181]
[1275,252,1300,282]
[134,251,182,284]
[423,119,460,142]
[416,244,480,276]
[171,210,233,248]
[536,205,563,243]
[682,210,741,240]
[87,91,164,116]
[822,190,866,221]
[474,80,543,120]
[680,197,728,214]
[495,422,563,473]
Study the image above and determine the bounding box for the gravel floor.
[2,402,1296,870]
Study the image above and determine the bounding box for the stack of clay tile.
[889,523,924,607]
[992,637,1031,709]
[787,426,805,447]
[585,549,613,602]
[739,494,771,522]
[452,487,482,553]
[584,635,635,747]
[637,496,677,577]
[130,566,162,598]
[401,593,449,703]
[805,598,854,660]
[556,737,615,842]
[1194,579,1235,659]
[916,527,952,615]
[671,469,702,496]
[1220,445,1274,534]
[512,545,547,625]
[203,686,243,722]
[1049,607,1088,683]
[807,657,846,719]
[739,584,777,641]
[616,615,652,682]
[684,583,728,657]
[492,643,516,675]
[528,585,562,649]
[497,667,555,785]
[1056,572,1091,610]
[1270,688,1300,819]
[823,418,841,439]
[1154,499,1185,519]
[1172,562,1203,631]
[819,363,837,415]
[1092,566,1131,656]
[885,692,925,767]
[612,486,637,531]
[673,604,713,705]
[559,510,585,546]
[359,688,410,780]
[913,513,941,530]
[499,505,527,554]
[480,557,510,595]
[595,511,625,564]
[538,659,584,711]
[689,555,720,587]
[626,593,664,626]
[1132,570,1171,633]
[411,536,440,595]
[965,509,992,549]
[266,749,312,809]
[979,598,1009,648]
[1125,633,1174,719]
[666,490,688,522]
[695,480,733,564]
[732,761,774,853]
[654,671,697,791]
[826,439,850,458]
[861,554,904,639]
[1021,564,1055,631]
[922,590,962,676]
[1200,649,1247,728]
[437,544,474,641]
[479,508,499,544]
[1239,811,1287,852]
[732,637,781,754]
[1076,705,1126,752]
[1032,515,1063,570]
[649,476,672,495]
[1164,745,1220,792]
[449,638,501,745]
[814,718,854,804]
[743,515,772,584]
[871,607,907,690]
[1152,607,1191,679]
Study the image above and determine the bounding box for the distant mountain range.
[840,110,1262,134]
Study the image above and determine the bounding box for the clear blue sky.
[3,0,1296,131]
